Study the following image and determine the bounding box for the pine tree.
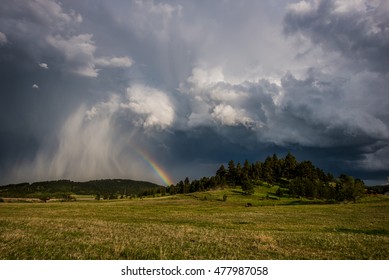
[227,160,237,186]
[283,152,298,179]
[216,164,227,185]
[243,159,250,180]
[183,177,190,194]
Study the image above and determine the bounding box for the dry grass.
[0,194,388,259]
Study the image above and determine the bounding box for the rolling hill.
[0,179,163,199]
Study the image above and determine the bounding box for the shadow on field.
[286,200,335,206]
[333,228,389,236]
[230,189,244,195]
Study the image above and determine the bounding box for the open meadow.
[1,189,388,260]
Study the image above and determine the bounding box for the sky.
[0,0,388,186]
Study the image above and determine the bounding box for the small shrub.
[61,193,76,202]
[223,194,228,202]
[109,193,118,200]
[275,187,283,197]
[39,196,50,203]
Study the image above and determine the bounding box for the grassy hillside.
[0,186,388,259]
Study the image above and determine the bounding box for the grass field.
[0,188,388,260]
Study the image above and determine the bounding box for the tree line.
[0,179,162,200]
[162,152,366,202]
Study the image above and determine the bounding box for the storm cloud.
[1,0,388,185]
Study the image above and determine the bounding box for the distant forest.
[0,179,162,200]
[157,152,370,202]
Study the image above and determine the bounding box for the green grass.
[0,189,388,260]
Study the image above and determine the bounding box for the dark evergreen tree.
[177,180,184,194]
[252,162,263,180]
[296,160,318,180]
[235,162,243,185]
[227,160,237,185]
[216,164,227,185]
[183,177,190,194]
[283,152,298,179]
[262,156,275,183]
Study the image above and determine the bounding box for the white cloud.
[130,0,182,40]
[54,34,96,59]
[186,67,225,89]
[287,0,319,14]
[123,84,175,129]
[182,66,270,130]
[211,104,253,127]
[47,33,98,77]
[95,56,133,68]
[333,0,379,14]
[38,62,49,69]
[85,94,121,121]
[1,0,82,33]
[184,66,248,103]
[27,0,82,26]
[32,84,39,89]
[47,34,133,77]
[0,32,7,45]
[73,64,99,78]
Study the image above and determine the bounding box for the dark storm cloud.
[1,0,388,185]
[281,0,389,177]
[284,0,389,73]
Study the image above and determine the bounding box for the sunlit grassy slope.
[1,187,388,259]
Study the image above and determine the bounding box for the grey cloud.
[358,143,389,172]
[47,34,133,77]
[0,0,81,28]
[0,1,73,64]
[281,0,389,178]
[284,0,389,73]
[0,32,7,45]
[276,71,389,146]
[94,56,133,68]
[46,33,99,77]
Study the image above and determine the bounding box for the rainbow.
[133,147,174,186]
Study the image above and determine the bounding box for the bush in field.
[275,187,284,197]
[39,195,50,203]
[61,193,76,202]
[337,175,365,202]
